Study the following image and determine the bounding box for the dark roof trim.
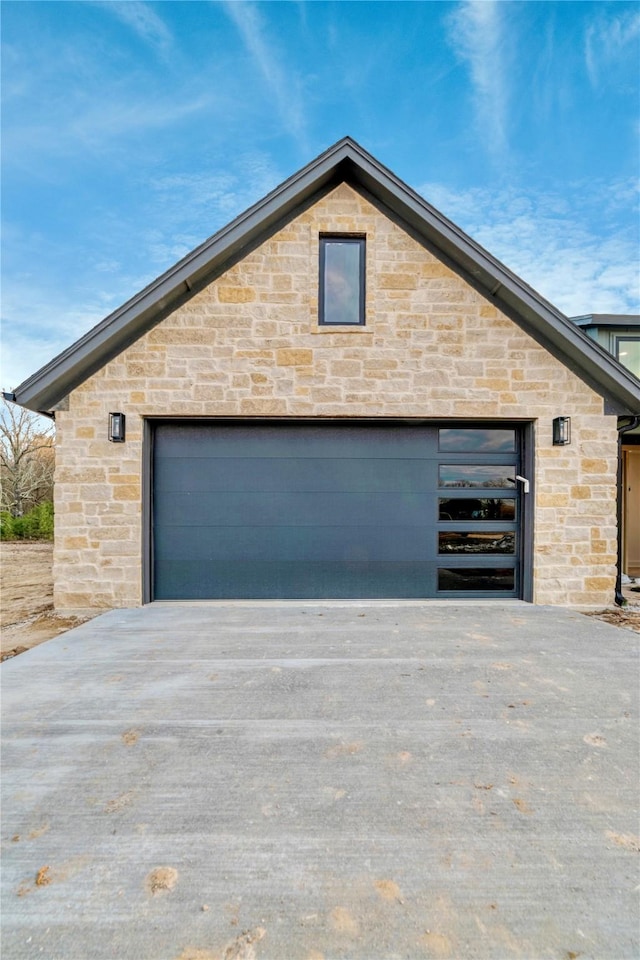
[12,136,640,415]
[572,314,640,328]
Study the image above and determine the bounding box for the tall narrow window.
[319,236,365,326]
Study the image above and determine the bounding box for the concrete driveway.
[1,602,638,960]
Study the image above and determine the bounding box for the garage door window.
[438,498,516,521]
[438,568,516,591]
[439,428,515,452]
[438,465,516,487]
[438,532,516,555]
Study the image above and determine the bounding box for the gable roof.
[11,136,640,415]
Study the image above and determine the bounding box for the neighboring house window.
[319,236,365,325]
[615,337,640,378]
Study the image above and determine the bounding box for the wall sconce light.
[552,416,571,446]
[108,412,126,443]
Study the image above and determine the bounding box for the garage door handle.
[515,475,530,494]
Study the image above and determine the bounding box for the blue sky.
[2,0,639,390]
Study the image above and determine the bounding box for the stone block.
[331,360,362,376]
[62,536,89,550]
[276,349,313,366]
[584,576,615,592]
[311,387,343,402]
[581,459,609,474]
[476,378,512,391]
[112,485,139,501]
[217,286,256,303]
[239,399,289,414]
[378,273,419,290]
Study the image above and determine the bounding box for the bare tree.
[0,399,55,517]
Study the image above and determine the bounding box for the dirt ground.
[1,541,639,662]
[0,542,92,661]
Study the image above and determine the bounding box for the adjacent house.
[8,138,640,612]
[571,314,640,379]
[571,314,640,580]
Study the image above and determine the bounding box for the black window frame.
[319,234,366,327]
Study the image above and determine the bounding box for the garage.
[151,420,529,600]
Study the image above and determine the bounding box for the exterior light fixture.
[108,412,126,443]
[552,416,571,446]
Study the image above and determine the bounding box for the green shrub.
[35,501,54,539]
[0,502,54,541]
[0,512,15,539]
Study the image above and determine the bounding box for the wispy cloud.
[0,289,114,392]
[0,148,286,390]
[139,153,283,265]
[446,0,509,159]
[220,0,307,147]
[151,152,280,212]
[97,0,173,55]
[4,93,214,166]
[0,231,171,388]
[585,9,640,87]
[68,95,211,148]
[418,179,640,316]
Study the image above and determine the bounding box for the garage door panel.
[155,423,435,461]
[156,456,436,495]
[156,523,434,562]
[154,559,437,600]
[158,490,435,528]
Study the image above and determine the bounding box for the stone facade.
[54,184,617,612]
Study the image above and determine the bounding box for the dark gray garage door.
[152,421,526,600]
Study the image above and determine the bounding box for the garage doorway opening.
[146,419,533,601]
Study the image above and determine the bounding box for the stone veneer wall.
[54,184,617,612]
